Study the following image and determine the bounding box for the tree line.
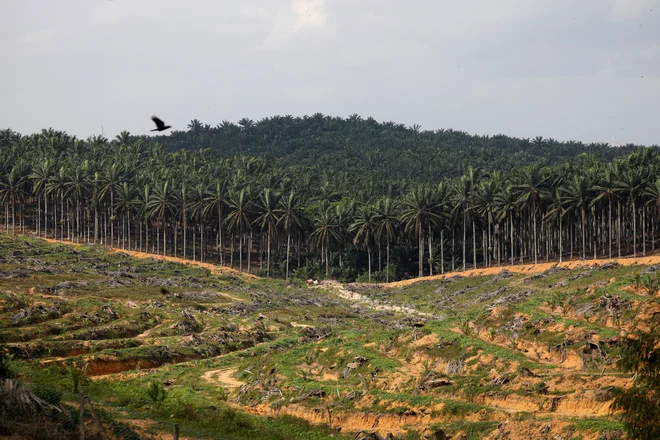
[1,121,659,282]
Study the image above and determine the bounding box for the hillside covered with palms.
[1,115,659,283]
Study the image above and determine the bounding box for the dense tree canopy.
[0,116,659,282]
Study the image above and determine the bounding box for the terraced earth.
[2,233,658,439]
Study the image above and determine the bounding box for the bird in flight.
[151,116,172,132]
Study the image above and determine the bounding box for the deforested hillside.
[2,234,660,439]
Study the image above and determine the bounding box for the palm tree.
[277,192,306,280]
[591,163,619,259]
[30,159,54,238]
[374,197,399,282]
[311,205,341,278]
[495,184,518,265]
[65,163,90,243]
[561,175,591,260]
[350,205,377,282]
[544,189,566,262]
[254,188,280,277]
[0,165,27,235]
[616,167,646,257]
[190,182,208,262]
[473,179,498,267]
[203,180,227,264]
[451,177,472,271]
[513,164,550,264]
[46,166,69,240]
[401,185,442,277]
[147,181,176,256]
[225,189,252,272]
[136,183,151,252]
[334,201,356,268]
[100,163,124,247]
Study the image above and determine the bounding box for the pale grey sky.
[1,0,658,145]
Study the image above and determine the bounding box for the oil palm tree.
[374,197,399,282]
[616,167,646,257]
[311,205,341,278]
[401,185,442,277]
[561,175,591,260]
[30,159,54,238]
[350,205,377,282]
[513,164,550,264]
[254,188,280,276]
[203,180,227,264]
[147,180,176,256]
[225,189,252,272]
[277,192,306,280]
[0,165,27,235]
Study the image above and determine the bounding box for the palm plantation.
[0,118,659,282]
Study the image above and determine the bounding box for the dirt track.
[35,235,660,288]
[379,255,660,289]
[41,237,256,279]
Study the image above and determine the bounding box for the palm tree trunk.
[510,215,514,266]
[162,215,167,256]
[428,224,433,276]
[44,192,48,239]
[286,230,291,280]
[11,195,15,235]
[128,213,131,251]
[463,209,467,271]
[632,200,637,258]
[487,213,492,267]
[643,206,646,257]
[581,206,586,260]
[368,248,372,282]
[230,234,234,268]
[472,220,477,269]
[559,215,563,263]
[239,229,243,272]
[440,229,444,274]
[386,238,391,282]
[520,218,524,264]
[37,196,41,236]
[533,202,538,264]
[325,236,329,278]
[267,227,271,277]
[451,230,455,271]
[608,198,612,259]
[247,230,252,273]
[617,200,621,258]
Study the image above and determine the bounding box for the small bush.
[145,380,167,407]
[0,349,14,379]
[66,364,88,393]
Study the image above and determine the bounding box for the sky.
[1,0,658,145]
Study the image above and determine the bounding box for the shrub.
[145,380,167,407]
[0,348,14,379]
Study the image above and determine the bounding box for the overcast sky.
[1,0,658,145]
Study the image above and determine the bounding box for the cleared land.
[2,233,657,439]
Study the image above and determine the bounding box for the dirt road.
[379,255,660,289]
[41,237,256,279]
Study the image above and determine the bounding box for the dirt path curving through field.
[376,255,660,289]
[40,237,257,279]
[202,367,244,389]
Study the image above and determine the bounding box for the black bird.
[150,116,171,132]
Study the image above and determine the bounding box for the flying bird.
[151,116,172,132]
